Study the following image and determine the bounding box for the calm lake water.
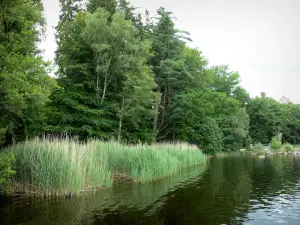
[1,155,300,225]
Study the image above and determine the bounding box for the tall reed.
[7,138,207,196]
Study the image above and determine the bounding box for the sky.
[40,0,300,103]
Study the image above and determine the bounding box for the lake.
[1,155,300,225]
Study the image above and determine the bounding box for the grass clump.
[6,138,207,196]
[9,138,112,196]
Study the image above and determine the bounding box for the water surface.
[1,155,300,225]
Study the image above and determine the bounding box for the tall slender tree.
[149,7,186,141]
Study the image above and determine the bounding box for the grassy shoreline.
[5,138,207,196]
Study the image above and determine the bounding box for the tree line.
[1,0,300,154]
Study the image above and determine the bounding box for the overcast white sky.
[40,0,300,103]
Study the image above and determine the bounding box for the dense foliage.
[0,152,16,189]
[247,93,300,145]
[1,0,300,155]
[0,0,57,146]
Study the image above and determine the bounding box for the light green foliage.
[210,65,240,96]
[0,152,16,187]
[252,143,264,151]
[270,134,282,150]
[252,143,266,155]
[282,143,293,151]
[83,8,156,140]
[8,138,206,195]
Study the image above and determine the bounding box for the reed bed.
[7,138,207,196]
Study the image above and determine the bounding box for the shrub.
[197,117,223,155]
[0,152,16,189]
[252,143,266,155]
[255,149,266,155]
[282,143,293,151]
[270,134,282,150]
[252,143,264,151]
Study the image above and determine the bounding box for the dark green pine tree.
[87,0,117,14]
[149,7,185,142]
[150,7,211,142]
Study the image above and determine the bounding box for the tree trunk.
[100,74,107,105]
[152,99,159,143]
[100,58,112,105]
[118,95,125,142]
[96,75,100,106]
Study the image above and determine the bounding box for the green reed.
[7,138,206,196]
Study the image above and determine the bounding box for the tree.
[149,8,193,142]
[0,0,57,145]
[233,86,251,106]
[51,7,156,141]
[83,8,156,141]
[247,96,283,144]
[210,65,240,96]
[87,0,117,14]
[56,0,83,55]
[197,117,223,155]
[51,11,103,139]
[219,108,250,152]
[280,104,300,144]
[58,0,82,24]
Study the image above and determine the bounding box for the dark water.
[1,155,300,225]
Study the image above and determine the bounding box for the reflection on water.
[1,155,300,225]
[0,165,207,225]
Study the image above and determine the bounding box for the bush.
[270,134,282,150]
[197,117,223,155]
[252,143,266,155]
[0,152,16,189]
[252,143,264,151]
[282,143,293,151]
